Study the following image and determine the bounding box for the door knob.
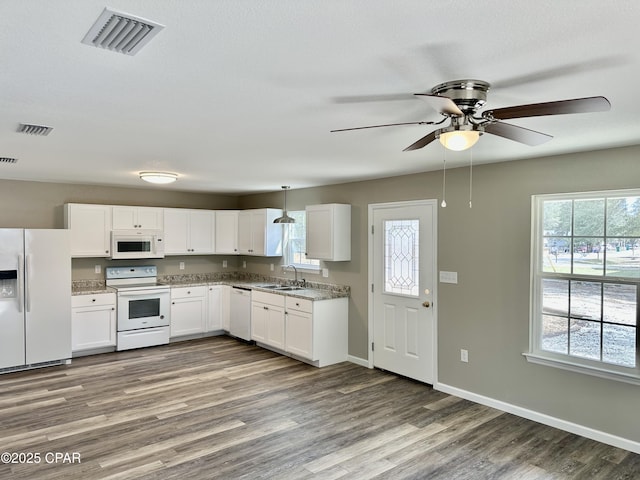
[422,301,430,308]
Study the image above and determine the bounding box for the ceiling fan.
[331,79,611,151]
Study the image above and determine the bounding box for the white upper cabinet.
[238,209,283,256]
[164,208,215,255]
[64,203,112,257]
[305,204,351,261]
[112,206,164,230]
[215,210,239,254]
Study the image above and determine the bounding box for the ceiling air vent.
[81,8,165,56]
[0,157,18,164]
[17,123,53,136]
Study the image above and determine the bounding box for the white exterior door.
[369,200,437,384]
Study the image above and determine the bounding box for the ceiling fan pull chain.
[441,148,447,208]
[469,148,473,209]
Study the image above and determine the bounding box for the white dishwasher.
[229,286,252,341]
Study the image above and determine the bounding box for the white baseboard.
[435,382,640,455]
[347,355,369,368]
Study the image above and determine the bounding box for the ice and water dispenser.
[0,270,17,298]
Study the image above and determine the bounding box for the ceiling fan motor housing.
[431,79,491,113]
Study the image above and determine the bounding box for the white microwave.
[110,230,164,259]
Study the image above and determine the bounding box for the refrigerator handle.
[25,254,31,313]
[17,255,24,313]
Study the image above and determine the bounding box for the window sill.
[523,352,640,386]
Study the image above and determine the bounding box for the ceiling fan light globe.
[439,130,480,151]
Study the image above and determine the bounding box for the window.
[284,211,320,271]
[528,190,640,383]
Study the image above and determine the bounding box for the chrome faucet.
[284,264,305,287]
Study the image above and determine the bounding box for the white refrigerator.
[0,229,71,370]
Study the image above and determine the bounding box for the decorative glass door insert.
[384,219,419,296]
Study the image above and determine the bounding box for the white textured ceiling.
[1,1,639,194]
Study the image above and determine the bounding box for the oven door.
[117,289,170,331]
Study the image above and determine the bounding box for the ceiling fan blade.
[484,122,553,146]
[484,96,610,121]
[492,57,628,89]
[331,121,435,133]
[403,130,438,151]
[414,94,464,116]
[331,93,417,103]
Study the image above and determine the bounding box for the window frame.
[283,210,321,273]
[526,189,640,385]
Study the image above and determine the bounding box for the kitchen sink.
[255,284,305,291]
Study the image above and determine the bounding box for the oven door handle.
[119,291,168,299]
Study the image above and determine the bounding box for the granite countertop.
[73,273,349,301]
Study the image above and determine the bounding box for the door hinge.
[371,225,374,234]
[371,283,374,293]
[371,342,374,351]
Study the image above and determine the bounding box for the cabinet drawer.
[285,296,313,314]
[72,292,116,308]
[252,290,285,307]
[171,285,207,299]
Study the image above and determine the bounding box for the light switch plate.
[222,260,228,268]
[322,268,329,278]
[439,271,458,284]
[179,262,185,270]
[94,265,101,274]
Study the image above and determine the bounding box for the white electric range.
[105,266,171,351]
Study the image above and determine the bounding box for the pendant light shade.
[273,186,295,223]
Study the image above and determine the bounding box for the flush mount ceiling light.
[139,172,177,184]
[273,186,295,224]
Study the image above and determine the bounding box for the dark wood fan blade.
[484,122,553,146]
[331,121,435,133]
[403,130,438,151]
[414,94,464,116]
[484,96,610,120]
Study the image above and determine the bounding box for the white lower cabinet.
[71,292,117,353]
[285,296,348,367]
[251,291,285,350]
[171,286,207,338]
[207,285,229,332]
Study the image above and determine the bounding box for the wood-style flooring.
[1,336,638,479]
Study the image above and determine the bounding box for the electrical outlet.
[242,261,247,268]
[322,268,329,278]
[460,349,469,363]
[270,264,274,271]
[222,260,228,268]
[94,265,101,274]
[179,262,185,270]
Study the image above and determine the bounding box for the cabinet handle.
[172,301,175,305]
[187,291,191,294]
[263,306,268,310]
[92,298,96,302]
[111,307,115,310]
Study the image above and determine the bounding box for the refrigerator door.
[0,229,26,369]
[24,229,71,364]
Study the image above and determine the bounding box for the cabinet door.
[171,296,206,337]
[137,207,164,230]
[265,304,285,349]
[250,210,267,256]
[306,206,333,260]
[189,210,215,254]
[251,302,268,342]
[112,206,138,229]
[237,210,253,254]
[286,309,313,359]
[215,211,239,254]
[207,286,223,331]
[163,208,189,254]
[72,305,117,351]
[64,204,112,257]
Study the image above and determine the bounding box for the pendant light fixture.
[273,186,295,223]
